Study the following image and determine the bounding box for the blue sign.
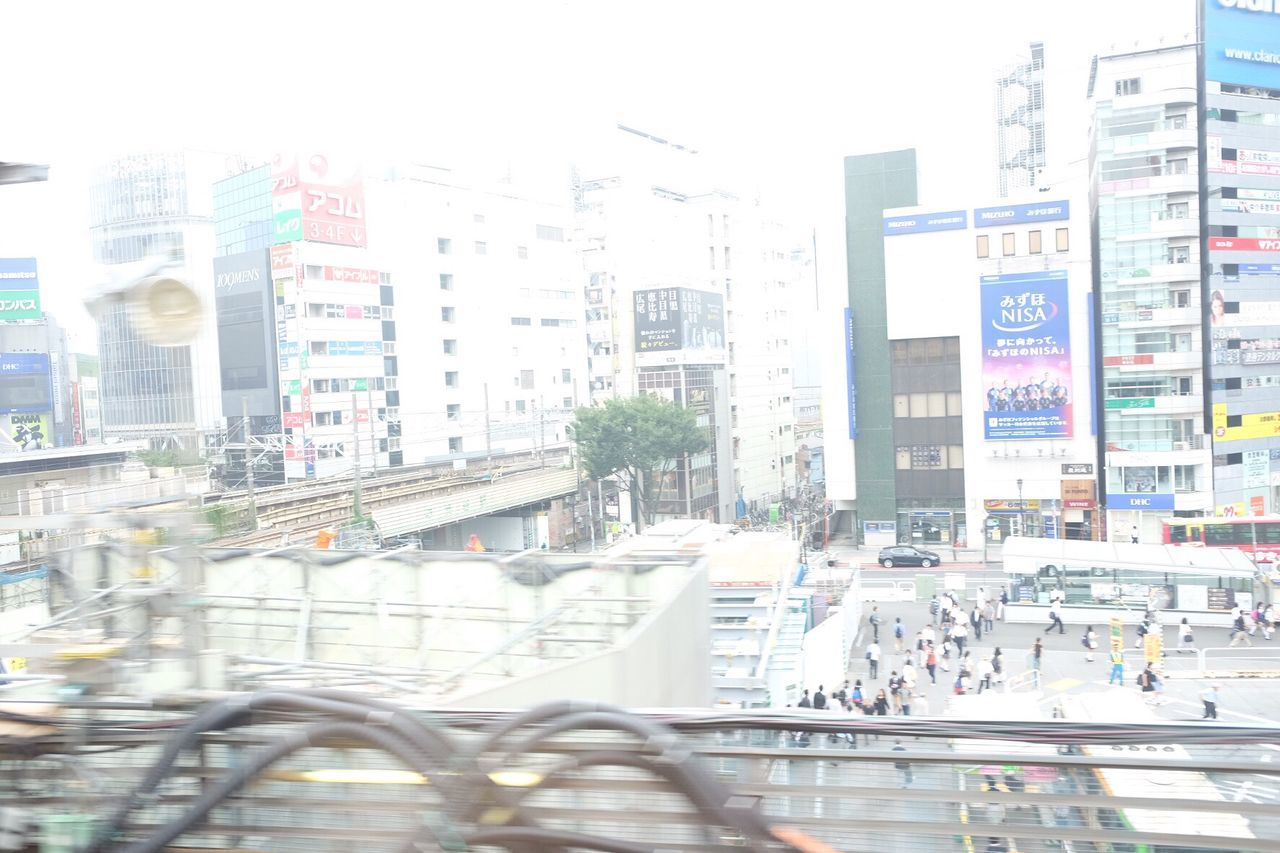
[973,200,1070,228]
[1107,493,1175,511]
[882,210,967,236]
[1240,263,1280,275]
[1205,0,1280,90]
[980,270,1075,440]
[844,307,856,439]
[0,353,49,374]
[328,341,384,357]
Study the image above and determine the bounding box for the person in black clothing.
[813,685,827,710]
[798,689,811,708]
[872,689,890,715]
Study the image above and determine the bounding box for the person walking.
[1178,618,1195,653]
[813,685,827,710]
[850,680,864,709]
[1230,612,1253,647]
[1031,638,1043,688]
[952,620,969,656]
[892,739,913,788]
[982,600,996,634]
[928,594,940,627]
[925,643,938,684]
[991,647,1004,686]
[869,606,883,643]
[1045,601,1066,635]
[1201,684,1220,720]
[1108,647,1125,686]
[977,655,994,693]
[866,640,882,679]
[1131,524,1139,545]
[872,689,890,716]
[798,689,811,708]
[888,671,904,714]
[893,617,907,653]
[971,605,984,642]
[914,629,927,668]
[1082,625,1098,663]
[1138,663,1162,705]
[998,588,1009,622]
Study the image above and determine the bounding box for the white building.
[367,164,587,465]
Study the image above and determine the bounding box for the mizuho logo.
[1219,0,1280,12]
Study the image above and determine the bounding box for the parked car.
[878,545,942,568]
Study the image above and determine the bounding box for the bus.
[1162,516,1280,565]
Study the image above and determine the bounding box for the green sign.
[300,350,309,370]
[273,209,302,244]
[1105,397,1154,410]
[0,289,41,320]
[286,380,301,395]
[353,378,368,392]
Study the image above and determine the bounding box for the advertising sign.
[1245,449,1271,488]
[0,258,41,321]
[980,270,1074,439]
[0,353,51,414]
[1062,463,1094,475]
[1214,403,1280,441]
[844,307,856,439]
[972,200,1070,228]
[324,266,380,284]
[5,412,49,451]
[272,153,366,248]
[633,287,726,366]
[1107,493,1175,510]
[1210,237,1280,252]
[882,210,967,236]
[1205,0,1280,89]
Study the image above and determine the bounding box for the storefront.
[894,508,967,548]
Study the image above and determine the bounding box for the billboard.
[5,412,50,451]
[0,258,40,320]
[0,354,51,414]
[972,200,1070,228]
[1205,0,1280,90]
[271,153,366,248]
[633,287,726,366]
[214,251,279,418]
[980,270,1074,439]
[882,210,967,236]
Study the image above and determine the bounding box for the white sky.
[0,0,1185,351]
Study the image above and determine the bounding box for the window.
[304,264,323,278]
[510,317,531,326]
[381,306,394,320]
[437,238,451,254]
[307,303,324,318]
[709,246,716,270]
[893,394,909,417]
[1168,158,1188,175]
[443,339,457,355]
[1168,245,1190,264]
[515,399,527,413]
[724,246,731,270]
[723,214,730,238]
[440,273,453,290]
[947,445,964,469]
[561,368,572,383]
[474,241,487,255]
[314,412,332,426]
[946,392,962,416]
[976,234,989,258]
[1115,77,1142,96]
[447,404,460,421]
[540,318,575,327]
[449,437,463,453]
[441,307,455,322]
[535,224,564,241]
[1173,289,1190,307]
[1174,465,1196,492]
[312,379,330,393]
[1055,228,1069,252]
[1002,232,1015,256]
[444,371,458,388]
[1169,113,1187,129]
[563,397,573,408]
[520,369,535,390]
[516,245,528,259]
[1167,202,1189,219]
[895,448,911,470]
[310,341,328,355]
[1028,230,1042,254]
[707,213,715,237]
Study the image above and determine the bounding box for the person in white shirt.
[902,660,918,693]
[866,640,882,679]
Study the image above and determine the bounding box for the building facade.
[88,151,230,449]
[996,42,1049,198]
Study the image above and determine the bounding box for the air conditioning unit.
[1173,441,1190,451]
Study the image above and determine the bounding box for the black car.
[878,545,942,568]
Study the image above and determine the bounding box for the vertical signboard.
[980,270,1074,439]
[844,307,857,439]
[0,258,41,320]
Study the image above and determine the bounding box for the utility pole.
[483,382,492,465]
[242,396,257,528]
[351,392,363,520]
[367,387,377,474]
[586,486,596,551]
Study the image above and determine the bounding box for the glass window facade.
[213,165,273,256]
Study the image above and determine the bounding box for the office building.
[0,258,73,450]
[70,354,102,446]
[995,42,1049,197]
[88,151,230,449]
[365,163,587,465]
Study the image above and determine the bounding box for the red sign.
[1210,160,1280,177]
[301,386,312,417]
[326,267,380,284]
[345,305,363,319]
[284,440,301,460]
[356,408,370,424]
[1210,237,1280,252]
[271,245,295,271]
[301,182,366,248]
[1252,495,1267,516]
[1103,354,1154,366]
[283,412,305,429]
[1063,499,1096,509]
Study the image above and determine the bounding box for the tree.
[572,395,709,530]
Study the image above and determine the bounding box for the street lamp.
[1016,478,1025,538]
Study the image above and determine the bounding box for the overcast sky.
[0,0,1190,351]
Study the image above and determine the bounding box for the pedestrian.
[851,679,864,709]
[869,606,882,642]
[902,660,918,696]
[1137,663,1162,705]
[952,620,968,656]
[1031,638,1043,687]
[971,605,983,642]
[1131,524,1139,545]
[929,594,940,626]
[953,669,968,695]
[872,689,890,716]
[991,647,1004,685]
[941,636,953,672]
[926,643,938,684]
[892,739,913,788]
[982,600,996,634]
[798,689,811,708]
[813,684,827,710]
[1178,618,1195,653]
[888,670,904,714]
[1108,647,1125,685]
[834,680,850,706]
[866,640,882,679]
[915,629,927,667]
[900,690,912,716]
[1136,618,1150,649]
[894,617,906,653]
[978,655,993,693]
[998,587,1009,621]
[1201,684,1220,720]
[1082,625,1098,663]
[1045,601,1065,635]
[1230,612,1253,647]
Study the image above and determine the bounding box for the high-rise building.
[1088,29,1213,542]
[365,163,587,465]
[0,258,73,450]
[576,126,803,524]
[995,42,1049,198]
[210,153,395,484]
[88,151,231,449]
[1203,0,1280,523]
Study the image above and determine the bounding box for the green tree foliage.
[572,395,709,529]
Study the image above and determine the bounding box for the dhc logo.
[1219,0,1280,12]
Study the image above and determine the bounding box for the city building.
[70,354,102,445]
[1088,29,1214,542]
[88,152,231,449]
[576,126,803,524]
[210,153,394,484]
[365,163,586,466]
[1203,0,1280,521]
[0,259,73,451]
[995,41,1049,197]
